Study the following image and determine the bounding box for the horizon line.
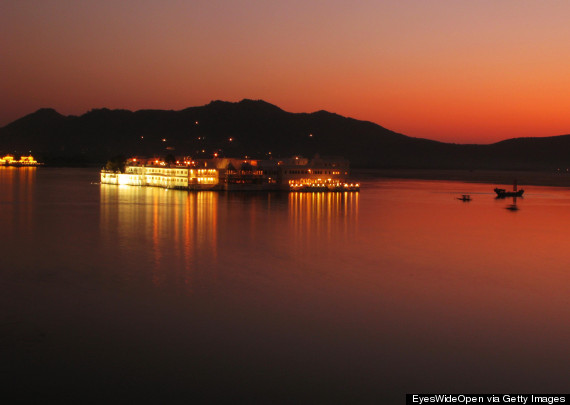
[3,98,569,147]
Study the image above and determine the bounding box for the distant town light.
[0,154,39,165]
[162,138,166,142]
[229,137,233,142]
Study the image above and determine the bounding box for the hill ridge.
[1,99,569,170]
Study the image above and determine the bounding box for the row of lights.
[141,133,314,143]
[289,182,360,189]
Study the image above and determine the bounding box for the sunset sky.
[2,0,570,143]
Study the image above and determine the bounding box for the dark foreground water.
[1,167,568,403]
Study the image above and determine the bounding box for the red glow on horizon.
[2,1,570,144]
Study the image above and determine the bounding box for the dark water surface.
[1,167,568,403]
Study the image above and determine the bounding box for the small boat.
[495,180,524,198]
[457,194,471,201]
[494,188,524,198]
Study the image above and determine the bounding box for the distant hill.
[1,99,570,170]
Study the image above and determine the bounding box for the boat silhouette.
[495,180,524,198]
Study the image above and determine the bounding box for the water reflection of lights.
[289,191,359,249]
[0,167,36,230]
[0,166,36,190]
[100,185,218,289]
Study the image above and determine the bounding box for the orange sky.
[2,0,570,144]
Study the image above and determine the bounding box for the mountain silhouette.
[1,99,569,169]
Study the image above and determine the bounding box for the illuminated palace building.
[0,154,39,166]
[101,156,359,192]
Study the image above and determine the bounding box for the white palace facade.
[101,156,359,192]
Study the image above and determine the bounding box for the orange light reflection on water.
[289,191,359,251]
[0,166,36,233]
[100,186,218,291]
[339,180,570,386]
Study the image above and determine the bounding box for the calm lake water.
[1,167,569,403]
